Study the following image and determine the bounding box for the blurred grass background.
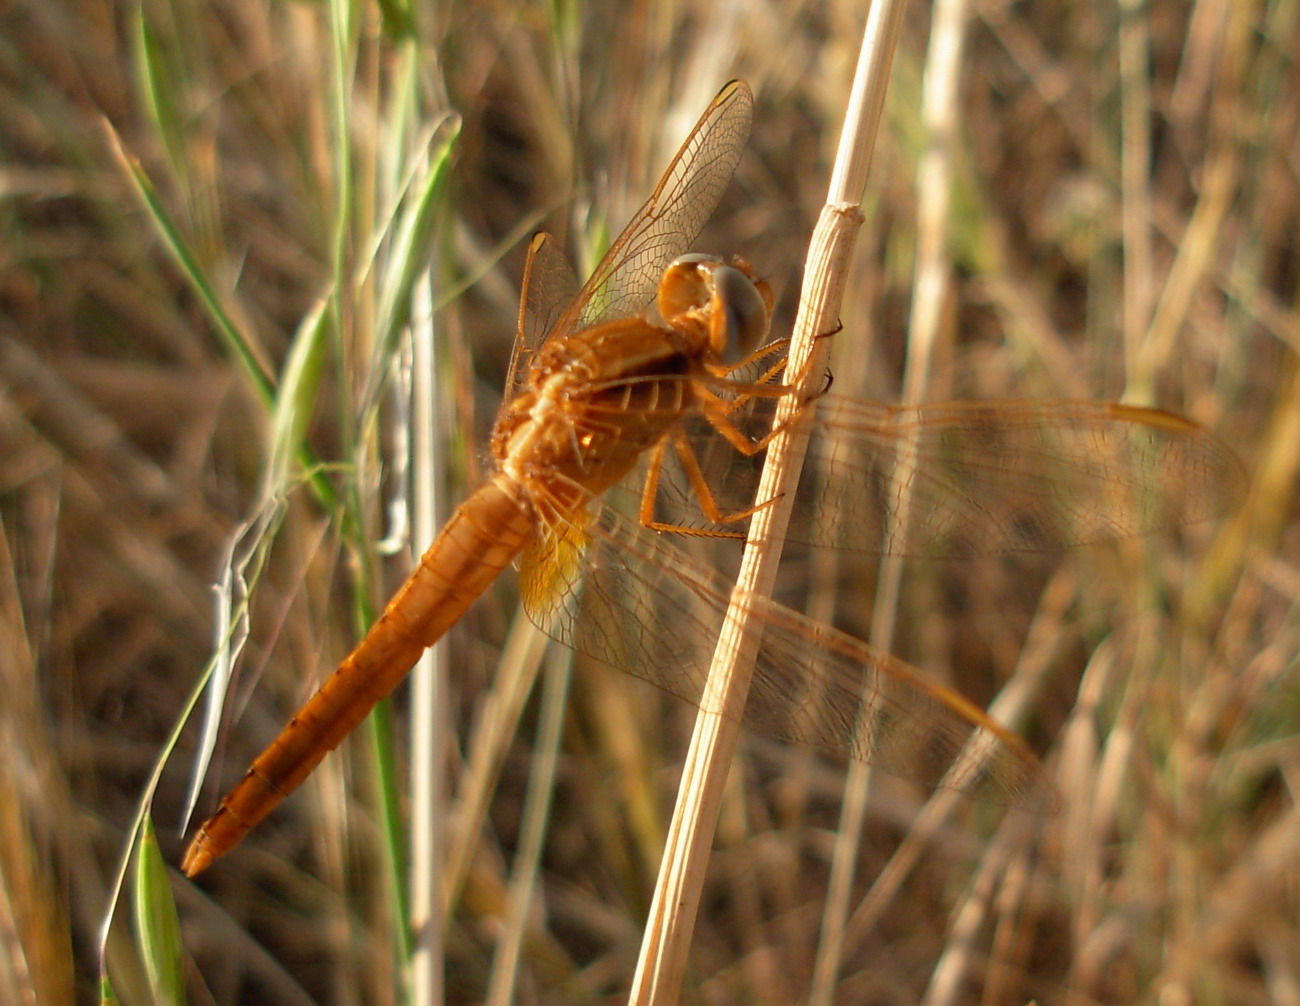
[1,0,1296,1003]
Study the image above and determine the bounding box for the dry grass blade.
[628,2,907,1000]
[0,530,75,1004]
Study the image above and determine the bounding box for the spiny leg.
[694,371,832,457]
[721,335,792,380]
[637,433,780,538]
[634,320,840,537]
[703,321,841,421]
[701,337,793,421]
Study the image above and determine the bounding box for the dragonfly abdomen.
[182,476,534,876]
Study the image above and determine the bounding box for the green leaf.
[133,818,185,1006]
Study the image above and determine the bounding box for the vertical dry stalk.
[814,0,971,995]
[408,273,444,1006]
[628,1,910,1000]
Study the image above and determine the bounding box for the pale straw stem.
[627,1,909,1000]
[811,0,968,994]
[409,271,444,1004]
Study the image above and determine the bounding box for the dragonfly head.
[659,254,773,365]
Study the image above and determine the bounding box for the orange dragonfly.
[182,80,1244,876]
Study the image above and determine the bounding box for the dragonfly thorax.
[491,323,697,513]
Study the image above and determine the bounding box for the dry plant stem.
[630,6,906,994]
[813,0,967,996]
[843,570,1078,973]
[920,817,1019,1006]
[1118,0,1155,391]
[628,203,863,1006]
[409,274,443,1005]
[484,645,572,1006]
[442,610,550,914]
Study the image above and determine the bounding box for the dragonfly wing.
[793,397,1248,556]
[505,232,581,403]
[656,397,1246,556]
[552,80,754,336]
[518,503,1045,805]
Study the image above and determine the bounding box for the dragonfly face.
[658,254,776,365]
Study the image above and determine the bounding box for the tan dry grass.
[1,0,1295,1003]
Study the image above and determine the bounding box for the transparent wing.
[518,504,1044,804]
[653,396,1247,556]
[505,81,752,410]
[551,79,753,337]
[505,232,581,402]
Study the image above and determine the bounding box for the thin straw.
[626,1,909,1000]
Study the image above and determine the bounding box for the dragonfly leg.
[696,338,792,419]
[694,345,832,425]
[672,429,782,524]
[708,340,797,421]
[710,320,839,402]
[697,380,829,457]
[637,432,778,538]
[721,336,791,378]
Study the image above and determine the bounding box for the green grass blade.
[132,818,184,1006]
[105,124,276,409]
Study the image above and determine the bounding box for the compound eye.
[713,265,770,364]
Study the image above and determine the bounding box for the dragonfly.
[182,80,1245,876]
